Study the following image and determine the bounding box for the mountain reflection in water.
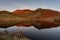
[0,26,60,40]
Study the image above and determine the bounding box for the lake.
[0,26,60,40]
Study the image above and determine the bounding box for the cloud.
[13,2,30,9]
[0,2,31,11]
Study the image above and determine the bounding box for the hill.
[0,11,26,28]
[13,8,60,28]
[13,9,33,26]
[35,8,60,18]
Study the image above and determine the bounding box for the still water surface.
[0,26,60,40]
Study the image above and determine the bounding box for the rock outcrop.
[0,30,30,40]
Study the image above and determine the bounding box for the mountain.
[0,11,28,28]
[13,8,60,19]
[35,8,60,18]
[13,9,33,14]
[13,9,33,26]
[13,8,60,28]
[31,8,60,29]
[13,9,33,16]
[1,8,60,29]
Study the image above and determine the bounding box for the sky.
[0,0,60,11]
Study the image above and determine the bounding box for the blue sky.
[0,0,60,11]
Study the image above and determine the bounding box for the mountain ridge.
[0,8,60,29]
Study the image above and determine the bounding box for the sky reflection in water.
[0,26,60,40]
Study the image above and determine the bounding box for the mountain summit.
[13,9,33,15]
